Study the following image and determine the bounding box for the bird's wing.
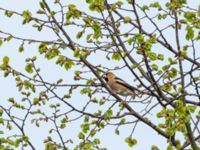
[115,77,137,91]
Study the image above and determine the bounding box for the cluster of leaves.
[0,0,200,149]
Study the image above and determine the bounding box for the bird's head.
[106,71,113,77]
[103,71,116,82]
[106,72,116,79]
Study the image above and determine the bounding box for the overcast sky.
[0,0,199,149]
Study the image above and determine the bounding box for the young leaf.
[25,63,33,73]
[125,137,137,147]
[0,39,3,46]
[112,53,121,61]
[185,25,194,40]
[3,56,9,64]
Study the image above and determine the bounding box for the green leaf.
[150,2,160,8]
[186,105,196,113]
[141,5,149,11]
[54,0,60,3]
[80,88,91,95]
[18,44,24,52]
[0,39,3,46]
[162,83,172,92]
[39,2,46,9]
[84,115,89,123]
[4,10,13,17]
[22,10,32,24]
[115,129,120,135]
[50,11,55,17]
[65,12,72,20]
[36,9,45,14]
[150,2,161,11]
[92,21,101,39]
[135,34,144,44]
[167,145,173,150]
[45,143,58,150]
[0,130,4,134]
[148,52,157,61]
[151,64,158,71]
[112,53,121,61]
[32,56,37,61]
[64,60,75,71]
[45,49,60,60]
[116,1,123,7]
[83,17,92,25]
[104,109,113,120]
[66,4,81,20]
[79,49,90,58]
[89,4,96,11]
[198,5,200,17]
[25,63,33,73]
[38,43,47,54]
[0,118,4,125]
[68,4,76,10]
[125,137,137,147]
[6,35,12,41]
[151,145,160,150]
[3,56,9,64]
[184,12,196,22]
[124,16,131,23]
[93,138,100,145]
[156,111,164,118]
[107,109,113,116]
[90,129,96,137]
[76,31,83,39]
[7,122,12,130]
[61,117,68,123]
[81,123,90,133]
[185,25,194,40]
[78,132,85,139]
[33,98,39,105]
[158,13,167,20]
[168,67,177,78]
[73,48,80,58]
[37,25,43,31]
[8,97,14,103]
[0,109,3,116]
[157,54,164,60]
[168,57,177,64]
[14,139,21,148]
[162,65,169,71]
[22,136,29,142]
[127,37,134,45]
[86,0,92,3]
[120,118,126,124]
[60,123,66,129]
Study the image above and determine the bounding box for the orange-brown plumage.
[104,72,137,97]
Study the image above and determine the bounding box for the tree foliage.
[0,0,200,149]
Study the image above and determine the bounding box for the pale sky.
[0,0,199,150]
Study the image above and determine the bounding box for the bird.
[103,72,138,98]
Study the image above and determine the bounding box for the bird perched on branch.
[103,72,138,98]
